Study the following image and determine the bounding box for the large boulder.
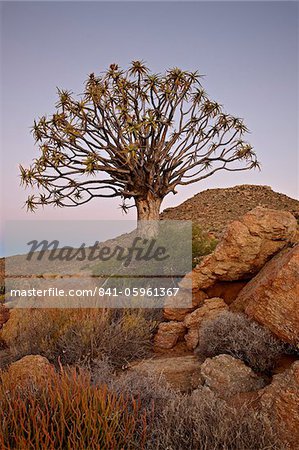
[184,298,228,350]
[180,207,297,290]
[232,245,299,345]
[129,355,202,392]
[259,361,299,447]
[200,354,266,399]
[7,355,53,387]
[154,321,186,350]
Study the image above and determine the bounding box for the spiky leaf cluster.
[20,61,259,211]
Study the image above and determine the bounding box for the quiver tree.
[20,61,259,221]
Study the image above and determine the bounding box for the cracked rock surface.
[180,207,297,290]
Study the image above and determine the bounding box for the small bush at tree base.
[195,311,286,373]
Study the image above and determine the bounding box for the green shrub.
[192,224,217,268]
[195,311,285,373]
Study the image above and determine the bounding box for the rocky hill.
[161,185,299,237]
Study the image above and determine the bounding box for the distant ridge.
[160,185,299,237]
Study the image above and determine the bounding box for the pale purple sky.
[1,1,298,255]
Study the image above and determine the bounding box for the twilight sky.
[0,1,298,255]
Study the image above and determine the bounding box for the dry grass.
[83,361,285,450]
[1,308,162,369]
[195,311,286,373]
[148,387,285,450]
[0,306,289,449]
[109,370,176,416]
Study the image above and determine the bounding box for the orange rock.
[293,228,299,244]
[154,321,186,349]
[163,289,208,321]
[130,355,202,392]
[205,280,247,305]
[153,341,190,356]
[259,361,299,447]
[232,245,299,345]
[184,298,228,350]
[7,355,53,387]
[180,207,297,290]
[200,354,266,399]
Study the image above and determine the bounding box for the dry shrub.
[0,358,285,450]
[148,387,285,450]
[1,308,162,368]
[93,368,284,449]
[87,356,177,415]
[109,370,175,416]
[195,311,285,372]
[0,366,149,450]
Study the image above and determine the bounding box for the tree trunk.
[135,195,162,221]
[135,195,162,238]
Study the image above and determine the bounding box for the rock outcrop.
[205,281,247,305]
[154,321,186,349]
[180,207,297,291]
[200,354,266,398]
[232,245,299,345]
[163,289,207,321]
[130,355,202,392]
[7,355,53,387]
[156,207,298,352]
[259,361,299,447]
[184,298,228,350]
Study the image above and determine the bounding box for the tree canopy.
[20,61,259,220]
